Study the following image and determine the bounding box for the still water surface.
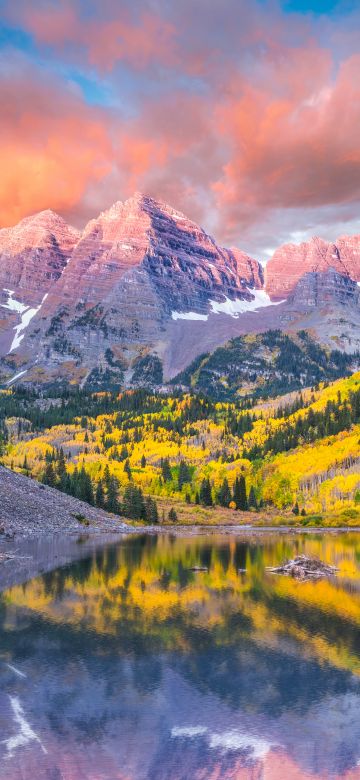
[0,532,360,780]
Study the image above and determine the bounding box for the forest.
[0,366,359,527]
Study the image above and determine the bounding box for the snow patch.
[6,369,28,386]
[2,696,47,759]
[172,310,208,322]
[172,726,208,738]
[208,730,274,759]
[172,289,284,322]
[5,664,26,678]
[2,289,48,352]
[120,243,133,250]
[171,724,277,761]
[209,289,285,318]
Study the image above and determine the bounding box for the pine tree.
[106,477,119,513]
[79,467,94,505]
[161,458,172,482]
[200,478,212,506]
[56,448,67,489]
[218,477,231,507]
[123,484,145,520]
[42,462,57,487]
[248,486,257,509]
[168,507,178,521]
[103,464,111,492]
[124,459,132,480]
[178,459,191,490]
[95,479,105,508]
[141,454,146,468]
[292,501,299,516]
[233,475,248,510]
[145,497,158,523]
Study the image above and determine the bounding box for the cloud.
[0,59,113,226]
[1,1,360,256]
[6,1,179,72]
[211,46,360,244]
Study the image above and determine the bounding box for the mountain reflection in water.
[0,532,360,780]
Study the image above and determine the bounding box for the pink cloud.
[0,66,113,226]
[2,2,360,255]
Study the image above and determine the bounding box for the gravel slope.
[0,465,130,537]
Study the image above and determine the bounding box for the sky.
[0,0,360,258]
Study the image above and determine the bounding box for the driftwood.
[266,555,338,581]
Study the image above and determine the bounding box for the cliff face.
[0,194,359,388]
[265,235,360,299]
[0,210,79,306]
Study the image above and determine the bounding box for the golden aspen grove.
[1,368,360,527]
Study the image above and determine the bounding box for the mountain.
[0,193,360,389]
[265,235,360,299]
[173,329,359,401]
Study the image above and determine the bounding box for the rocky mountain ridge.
[265,234,360,299]
[0,193,359,388]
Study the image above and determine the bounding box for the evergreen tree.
[106,477,119,513]
[95,479,105,508]
[200,478,213,506]
[122,484,145,520]
[56,448,67,489]
[42,462,57,487]
[78,467,94,505]
[292,501,299,516]
[248,485,257,509]
[168,507,178,521]
[145,497,159,523]
[161,458,172,482]
[124,459,132,480]
[233,475,248,510]
[103,464,111,493]
[218,477,231,507]
[178,459,191,490]
[141,454,146,468]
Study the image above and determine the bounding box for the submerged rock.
[266,554,338,581]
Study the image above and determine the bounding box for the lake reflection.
[0,532,360,780]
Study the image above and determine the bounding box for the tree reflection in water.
[0,532,360,779]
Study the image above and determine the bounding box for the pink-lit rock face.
[1,192,360,386]
[46,192,261,312]
[0,210,79,307]
[265,236,360,300]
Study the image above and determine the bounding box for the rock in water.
[266,554,338,581]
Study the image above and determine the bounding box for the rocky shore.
[0,465,130,537]
[0,465,132,591]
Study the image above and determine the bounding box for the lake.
[0,531,359,779]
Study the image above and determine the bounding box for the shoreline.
[1,465,359,593]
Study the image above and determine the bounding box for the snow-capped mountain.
[0,193,359,388]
